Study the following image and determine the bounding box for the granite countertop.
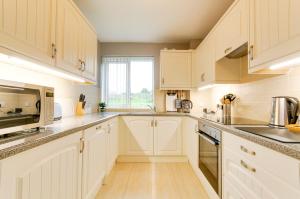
[0,112,299,161]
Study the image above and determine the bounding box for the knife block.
[76,102,85,116]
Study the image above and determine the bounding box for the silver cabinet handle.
[51,43,57,58]
[201,73,205,82]
[240,146,256,156]
[82,61,86,72]
[78,59,83,70]
[154,120,158,127]
[161,78,165,84]
[249,45,254,61]
[96,125,102,130]
[224,47,232,54]
[240,160,256,173]
[80,138,85,153]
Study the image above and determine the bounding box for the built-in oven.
[198,121,222,197]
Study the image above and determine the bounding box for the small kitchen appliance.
[269,96,299,127]
[166,93,177,112]
[0,79,54,135]
[181,99,193,113]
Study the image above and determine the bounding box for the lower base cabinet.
[0,118,119,199]
[122,116,182,156]
[223,132,300,199]
[0,132,83,199]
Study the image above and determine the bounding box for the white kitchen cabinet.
[183,118,198,169]
[154,117,182,156]
[122,116,154,155]
[193,34,216,88]
[0,132,82,199]
[223,132,300,199]
[82,123,108,199]
[249,0,300,72]
[56,0,83,75]
[0,0,56,65]
[160,50,192,90]
[80,22,98,81]
[215,0,248,61]
[106,118,119,173]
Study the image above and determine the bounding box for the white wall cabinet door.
[81,23,98,81]
[82,123,108,199]
[55,0,82,75]
[215,0,248,61]
[154,117,182,156]
[249,0,300,71]
[0,0,55,65]
[160,50,192,89]
[0,132,82,199]
[123,116,154,156]
[193,34,215,88]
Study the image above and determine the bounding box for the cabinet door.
[154,117,182,156]
[223,147,300,199]
[82,124,107,199]
[123,116,154,155]
[215,0,248,61]
[184,118,198,169]
[56,0,82,75]
[0,0,55,65]
[81,23,98,81]
[0,132,82,199]
[193,34,215,88]
[106,118,119,173]
[160,51,192,89]
[249,0,300,70]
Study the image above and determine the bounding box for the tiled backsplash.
[191,67,300,122]
[0,63,100,117]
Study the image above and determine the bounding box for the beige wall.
[0,63,100,117]
[99,42,189,89]
[190,67,300,122]
[99,42,189,111]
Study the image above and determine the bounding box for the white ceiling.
[74,0,234,43]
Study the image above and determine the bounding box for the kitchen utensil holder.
[223,104,231,118]
[76,102,85,116]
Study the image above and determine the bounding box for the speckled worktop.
[0,112,300,161]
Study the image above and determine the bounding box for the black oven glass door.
[199,132,219,194]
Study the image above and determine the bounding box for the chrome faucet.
[147,105,156,112]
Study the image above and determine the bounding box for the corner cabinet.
[160,50,193,90]
[249,0,300,73]
[121,116,183,156]
[0,132,83,199]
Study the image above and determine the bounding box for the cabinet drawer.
[223,147,300,199]
[223,132,300,189]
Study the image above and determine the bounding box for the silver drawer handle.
[96,126,102,130]
[240,160,256,173]
[240,146,256,156]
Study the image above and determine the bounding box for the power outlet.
[0,101,6,108]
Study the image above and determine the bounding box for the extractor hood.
[226,43,248,59]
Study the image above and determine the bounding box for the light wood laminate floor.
[96,163,210,199]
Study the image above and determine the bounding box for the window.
[101,57,154,109]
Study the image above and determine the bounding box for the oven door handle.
[198,132,219,146]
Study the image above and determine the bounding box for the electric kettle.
[181,99,193,113]
[269,96,299,127]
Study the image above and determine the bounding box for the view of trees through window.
[101,57,154,109]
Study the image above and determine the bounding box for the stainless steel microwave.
[0,80,54,135]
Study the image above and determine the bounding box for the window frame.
[101,56,155,109]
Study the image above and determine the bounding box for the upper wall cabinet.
[160,50,192,90]
[215,0,249,61]
[0,0,55,65]
[56,0,98,81]
[249,0,300,73]
[0,0,98,82]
